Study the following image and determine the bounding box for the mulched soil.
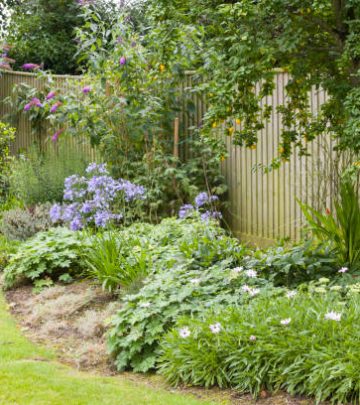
[5,281,323,405]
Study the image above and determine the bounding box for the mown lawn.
[0,293,215,405]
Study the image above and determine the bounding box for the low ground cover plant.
[3,227,85,289]
[159,286,360,404]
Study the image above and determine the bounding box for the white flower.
[249,288,260,297]
[245,269,257,278]
[286,291,297,298]
[280,318,291,325]
[249,335,257,341]
[242,284,252,292]
[338,267,348,273]
[209,322,222,334]
[139,302,151,308]
[179,327,191,338]
[324,311,342,322]
[232,266,244,273]
[190,278,201,284]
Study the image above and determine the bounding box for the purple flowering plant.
[50,162,146,230]
[179,191,222,222]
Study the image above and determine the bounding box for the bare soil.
[5,281,321,405]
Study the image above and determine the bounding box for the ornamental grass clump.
[159,291,360,404]
[50,163,146,230]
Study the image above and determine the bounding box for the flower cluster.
[50,163,146,230]
[178,191,222,222]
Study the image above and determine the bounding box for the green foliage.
[6,0,84,74]
[3,227,85,289]
[84,229,151,293]
[0,203,52,241]
[299,178,360,270]
[140,0,360,164]
[0,121,15,203]
[160,290,360,404]
[246,240,338,287]
[0,235,19,271]
[107,217,270,373]
[9,143,90,205]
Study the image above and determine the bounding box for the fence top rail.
[0,69,83,79]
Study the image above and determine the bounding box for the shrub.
[0,203,53,241]
[3,227,85,289]
[299,177,360,271]
[83,230,151,293]
[159,290,360,404]
[9,144,90,205]
[107,217,272,372]
[0,121,15,203]
[49,163,146,230]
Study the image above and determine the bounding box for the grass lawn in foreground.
[0,293,216,405]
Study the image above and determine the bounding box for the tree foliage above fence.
[143,0,360,168]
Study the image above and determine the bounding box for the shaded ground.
[5,281,322,405]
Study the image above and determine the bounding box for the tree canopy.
[142,0,360,165]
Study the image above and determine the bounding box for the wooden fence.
[0,70,351,246]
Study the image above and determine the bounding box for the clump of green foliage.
[245,240,338,287]
[9,143,90,205]
[0,121,15,203]
[84,229,152,293]
[107,217,272,372]
[159,287,360,404]
[5,0,83,74]
[3,227,85,289]
[1,203,53,241]
[299,177,360,271]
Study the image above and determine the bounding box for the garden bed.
[4,280,320,405]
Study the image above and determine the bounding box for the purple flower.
[200,210,222,221]
[50,101,62,113]
[46,91,56,100]
[82,86,91,94]
[49,204,62,223]
[119,56,126,66]
[178,204,194,219]
[117,180,146,201]
[81,201,94,214]
[24,103,32,111]
[70,216,83,231]
[195,192,219,207]
[22,63,40,70]
[94,211,112,227]
[85,163,108,175]
[61,203,79,222]
[51,129,64,142]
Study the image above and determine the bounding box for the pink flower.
[46,91,56,100]
[31,97,43,107]
[338,267,348,273]
[22,63,40,70]
[51,128,64,142]
[50,101,62,113]
[24,103,32,111]
[119,56,126,66]
[82,86,91,94]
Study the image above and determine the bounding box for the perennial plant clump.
[159,290,360,404]
[50,163,146,230]
[107,217,274,372]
